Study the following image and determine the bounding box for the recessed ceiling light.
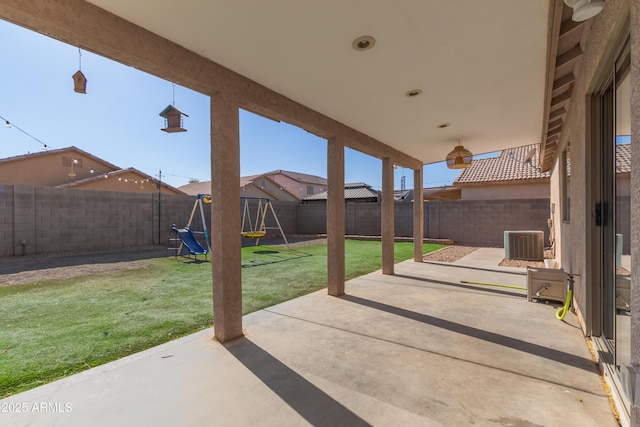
[437,123,450,129]
[405,89,422,97]
[352,36,375,51]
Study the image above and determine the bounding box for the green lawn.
[0,240,444,397]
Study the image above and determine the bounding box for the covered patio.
[0,0,637,424]
[2,256,616,426]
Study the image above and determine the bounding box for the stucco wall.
[268,175,326,200]
[550,0,631,335]
[0,151,117,187]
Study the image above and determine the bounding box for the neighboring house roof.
[59,167,185,195]
[455,142,630,186]
[303,182,379,201]
[394,187,461,201]
[265,169,327,186]
[239,174,261,187]
[0,146,121,171]
[455,144,550,185]
[179,169,325,200]
[178,180,212,195]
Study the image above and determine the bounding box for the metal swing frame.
[240,196,289,248]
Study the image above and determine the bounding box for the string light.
[0,114,52,150]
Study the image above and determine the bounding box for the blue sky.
[0,19,475,190]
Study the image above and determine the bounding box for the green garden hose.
[460,280,526,291]
[556,273,575,321]
[556,289,573,320]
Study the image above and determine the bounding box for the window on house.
[561,146,570,222]
[307,185,314,195]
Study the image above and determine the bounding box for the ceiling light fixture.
[352,36,375,51]
[563,0,605,22]
[405,89,422,97]
[446,142,473,169]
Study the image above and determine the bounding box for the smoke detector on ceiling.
[563,0,605,22]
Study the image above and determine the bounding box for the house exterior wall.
[550,0,630,332]
[460,182,550,200]
[0,151,117,187]
[241,179,298,201]
[549,156,563,266]
[629,3,640,424]
[70,170,182,195]
[549,0,638,422]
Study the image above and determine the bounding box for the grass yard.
[0,240,444,397]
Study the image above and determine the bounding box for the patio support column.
[382,157,394,275]
[413,167,424,262]
[211,92,243,342]
[327,136,345,296]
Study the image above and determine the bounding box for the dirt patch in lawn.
[0,261,152,286]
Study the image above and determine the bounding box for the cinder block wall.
[1,184,558,257]
[296,199,551,246]
[3,185,197,256]
[426,199,551,246]
[0,185,14,257]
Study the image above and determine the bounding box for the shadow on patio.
[2,260,616,426]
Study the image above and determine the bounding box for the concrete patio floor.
[2,254,617,426]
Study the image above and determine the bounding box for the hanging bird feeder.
[72,71,87,94]
[159,105,188,133]
[73,49,87,94]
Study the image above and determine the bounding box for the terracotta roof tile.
[455,144,550,184]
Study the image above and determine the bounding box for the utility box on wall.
[504,230,544,261]
[526,267,566,304]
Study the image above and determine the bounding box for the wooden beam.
[556,45,583,68]
[548,118,564,131]
[545,135,560,148]
[547,128,562,139]
[559,18,583,37]
[553,73,576,91]
[539,0,566,171]
[551,90,572,106]
[549,107,567,119]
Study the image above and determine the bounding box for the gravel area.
[498,249,554,268]
[422,245,478,262]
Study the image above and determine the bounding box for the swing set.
[167,194,211,258]
[168,195,289,257]
[241,196,289,248]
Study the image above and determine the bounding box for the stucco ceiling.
[87,0,550,165]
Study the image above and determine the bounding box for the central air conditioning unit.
[504,230,544,261]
